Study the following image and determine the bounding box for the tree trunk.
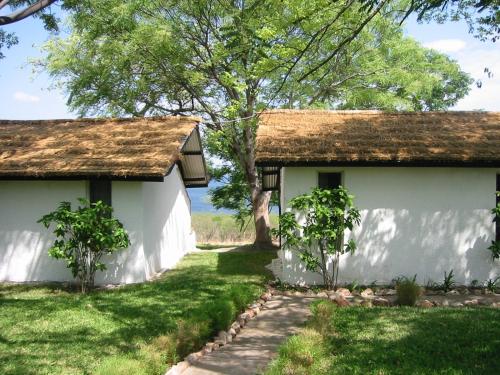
[252,190,272,249]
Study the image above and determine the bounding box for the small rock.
[334,295,351,307]
[492,302,499,308]
[417,300,433,308]
[294,291,304,297]
[464,299,479,306]
[361,300,373,307]
[425,290,438,296]
[231,322,241,332]
[460,289,470,295]
[214,339,225,347]
[229,327,237,337]
[251,306,260,315]
[305,289,316,296]
[257,299,266,306]
[478,299,493,306]
[238,318,245,327]
[225,332,233,343]
[484,289,493,295]
[283,290,294,296]
[203,343,215,353]
[441,299,450,307]
[317,291,328,298]
[472,289,483,296]
[385,289,397,296]
[451,302,464,307]
[431,300,441,306]
[239,312,250,322]
[361,288,374,297]
[272,289,283,296]
[351,290,361,296]
[373,297,390,307]
[336,287,352,297]
[217,331,227,344]
[446,290,460,295]
[186,351,203,364]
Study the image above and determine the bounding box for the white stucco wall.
[0,181,86,282]
[0,166,195,284]
[279,167,500,286]
[141,165,196,278]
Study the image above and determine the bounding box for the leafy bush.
[38,199,130,293]
[275,187,361,289]
[206,298,237,333]
[395,275,421,306]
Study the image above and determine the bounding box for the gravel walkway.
[182,295,316,375]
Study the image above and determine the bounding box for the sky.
[0,10,499,119]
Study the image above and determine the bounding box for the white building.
[256,110,500,286]
[0,116,208,284]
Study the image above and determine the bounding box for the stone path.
[182,295,316,375]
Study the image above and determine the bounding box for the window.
[318,172,342,189]
[89,180,112,206]
[497,175,500,242]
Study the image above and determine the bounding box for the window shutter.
[89,180,112,207]
[318,173,342,189]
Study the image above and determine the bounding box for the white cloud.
[424,39,466,53]
[13,91,40,103]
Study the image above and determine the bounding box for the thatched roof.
[0,116,208,184]
[255,110,500,167]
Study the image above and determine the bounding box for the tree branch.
[298,0,388,82]
[0,0,56,26]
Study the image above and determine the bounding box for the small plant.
[38,199,130,293]
[395,275,421,306]
[441,269,456,292]
[470,279,480,288]
[206,298,237,333]
[485,276,500,293]
[275,187,361,289]
[346,280,360,292]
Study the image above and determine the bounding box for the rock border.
[269,286,500,309]
[165,287,274,375]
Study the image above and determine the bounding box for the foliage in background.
[0,250,275,374]
[38,198,130,293]
[266,304,500,375]
[395,275,421,306]
[40,0,472,247]
[192,212,278,244]
[275,187,360,289]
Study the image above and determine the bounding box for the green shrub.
[38,199,130,293]
[148,333,178,366]
[309,300,336,335]
[206,298,237,333]
[396,276,421,306]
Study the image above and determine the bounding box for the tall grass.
[192,213,278,244]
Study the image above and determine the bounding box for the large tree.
[42,0,471,247]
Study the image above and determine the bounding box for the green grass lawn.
[266,304,500,375]
[0,249,275,375]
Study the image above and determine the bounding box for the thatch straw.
[255,110,500,165]
[0,116,201,179]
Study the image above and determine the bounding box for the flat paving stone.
[181,295,316,375]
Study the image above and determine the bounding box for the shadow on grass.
[0,250,275,375]
[328,307,500,374]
